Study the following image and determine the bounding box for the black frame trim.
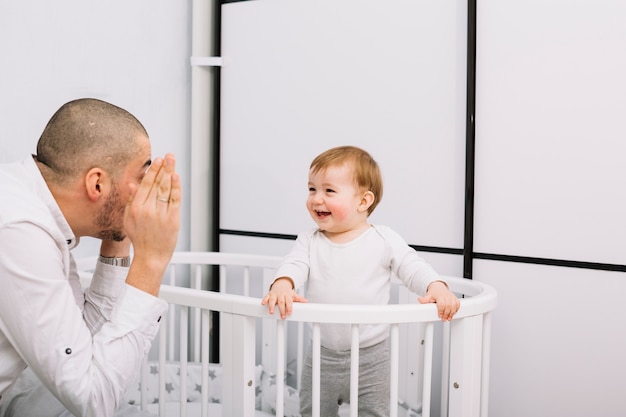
[463,0,477,279]
[220,229,296,241]
[474,253,626,273]
[212,3,222,254]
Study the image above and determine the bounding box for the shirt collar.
[25,156,80,250]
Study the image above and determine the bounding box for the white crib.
[78,252,497,417]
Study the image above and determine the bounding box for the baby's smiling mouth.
[315,210,331,218]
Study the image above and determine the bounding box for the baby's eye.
[325,188,335,193]
[308,187,316,192]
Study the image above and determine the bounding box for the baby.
[262,145,460,417]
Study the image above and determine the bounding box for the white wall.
[0,1,193,256]
[475,1,626,416]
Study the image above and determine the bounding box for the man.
[0,98,181,416]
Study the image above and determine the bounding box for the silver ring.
[156,196,169,203]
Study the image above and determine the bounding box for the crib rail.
[158,281,495,417]
[78,252,497,417]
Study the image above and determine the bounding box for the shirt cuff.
[89,261,128,299]
[107,284,168,337]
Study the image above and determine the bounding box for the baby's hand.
[417,281,460,322]
[261,277,308,319]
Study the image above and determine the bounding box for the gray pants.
[299,340,390,417]
[0,367,155,417]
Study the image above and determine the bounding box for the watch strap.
[98,255,131,267]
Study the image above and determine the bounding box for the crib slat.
[480,312,493,417]
[296,321,304,391]
[349,324,360,417]
[140,357,148,411]
[396,284,420,410]
[312,324,321,417]
[158,312,167,417]
[448,315,484,417]
[221,313,257,416]
[243,266,250,297]
[441,321,452,417]
[390,324,399,417]
[422,322,435,417]
[180,307,189,417]
[168,268,176,362]
[201,309,210,417]
[192,264,202,362]
[219,265,226,294]
[275,320,286,417]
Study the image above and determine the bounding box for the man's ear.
[85,168,105,202]
[358,190,375,213]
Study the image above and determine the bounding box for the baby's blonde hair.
[309,145,383,216]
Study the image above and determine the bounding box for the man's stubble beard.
[95,183,126,242]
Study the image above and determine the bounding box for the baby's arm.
[261,276,308,319]
[417,281,461,322]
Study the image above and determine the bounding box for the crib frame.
[78,252,497,417]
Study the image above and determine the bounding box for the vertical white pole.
[190,0,217,252]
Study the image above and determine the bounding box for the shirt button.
[65,348,72,355]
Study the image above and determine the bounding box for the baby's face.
[306,164,367,236]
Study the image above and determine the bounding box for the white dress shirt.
[0,157,168,417]
[273,225,441,351]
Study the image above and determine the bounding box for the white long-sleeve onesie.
[273,225,441,351]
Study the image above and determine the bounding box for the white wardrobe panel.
[220,0,467,249]
[474,260,626,417]
[474,0,626,264]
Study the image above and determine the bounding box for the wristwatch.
[98,255,131,267]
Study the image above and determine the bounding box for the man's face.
[95,135,151,241]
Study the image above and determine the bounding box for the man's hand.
[124,154,181,296]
